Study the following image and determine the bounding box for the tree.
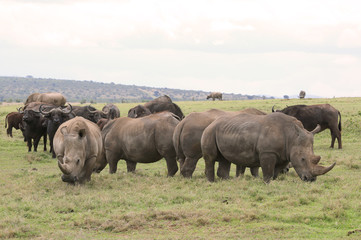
[283,95,289,99]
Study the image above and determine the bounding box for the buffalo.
[25,92,66,107]
[102,112,179,176]
[128,95,184,120]
[53,117,107,184]
[71,105,99,123]
[173,108,266,178]
[39,104,74,158]
[5,112,24,138]
[206,92,222,101]
[272,104,342,149]
[19,103,55,152]
[88,103,120,123]
[201,112,336,183]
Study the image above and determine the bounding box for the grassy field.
[0,98,360,239]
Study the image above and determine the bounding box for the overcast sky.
[1,0,361,98]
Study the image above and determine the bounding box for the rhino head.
[57,126,87,183]
[289,125,336,182]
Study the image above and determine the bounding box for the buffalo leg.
[126,160,137,172]
[43,134,47,151]
[33,135,43,152]
[164,156,178,177]
[27,139,33,152]
[259,153,277,183]
[180,157,199,178]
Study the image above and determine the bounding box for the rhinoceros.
[102,112,179,176]
[173,108,266,178]
[53,117,107,184]
[201,112,336,183]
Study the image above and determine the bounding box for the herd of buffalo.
[4,92,341,184]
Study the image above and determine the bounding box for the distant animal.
[299,90,306,99]
[206,92,222,101]
[173,108,266,178]
[102,112,180,176]
[19,103,54,152]
[25,92,66,107]
[88,103,120,123]
[5,111,24,137]
[53,117,107,184]
[127,95,184,120]
[71,105,99,123]
[39,104,74,158]
[201,112,336,183]
[272,104,342,149]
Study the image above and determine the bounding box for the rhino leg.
[259,153,277,184]
[250,167,259,177]
[236,165,246,177]
[105,150,119,174]
[204,154,216,182]
[165,156,178,177]
[180,157,199,178]
[126,160,137,172]
[217,159,231,179]
[273,162,290,179]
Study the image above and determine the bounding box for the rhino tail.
[172,120,184,159]
[338,111,342,131]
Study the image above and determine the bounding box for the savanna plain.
[0,98,360,239]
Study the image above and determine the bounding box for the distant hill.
[0,76,271,103]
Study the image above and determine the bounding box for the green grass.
[0,98,361,239]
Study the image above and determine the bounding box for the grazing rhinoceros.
[102,112,180,176]
[201,112,336,183]
[173,108,266,178]
[53,117,107,184]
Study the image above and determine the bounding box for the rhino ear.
[78,129,86,138]
[60,126,68,135]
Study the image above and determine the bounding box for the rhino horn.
[311,162,336,176]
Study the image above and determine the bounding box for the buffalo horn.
[272,105,275,112]
[310,124,321,135]
[87,105,97,113]
[17,107,24,113]
[39,104,56,116]
[61,103,73,114]
[311,162,336,176]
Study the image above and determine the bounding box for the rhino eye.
[76,159,80,165]
[301,158,305,162]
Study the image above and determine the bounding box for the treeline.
[0,76,270,103]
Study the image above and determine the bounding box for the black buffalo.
[40,104,74,158]
[88,103,120,123]
[71,105,99,123]
[128,95,184,120]
[20,103,54,152]
[272,104,342,149]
